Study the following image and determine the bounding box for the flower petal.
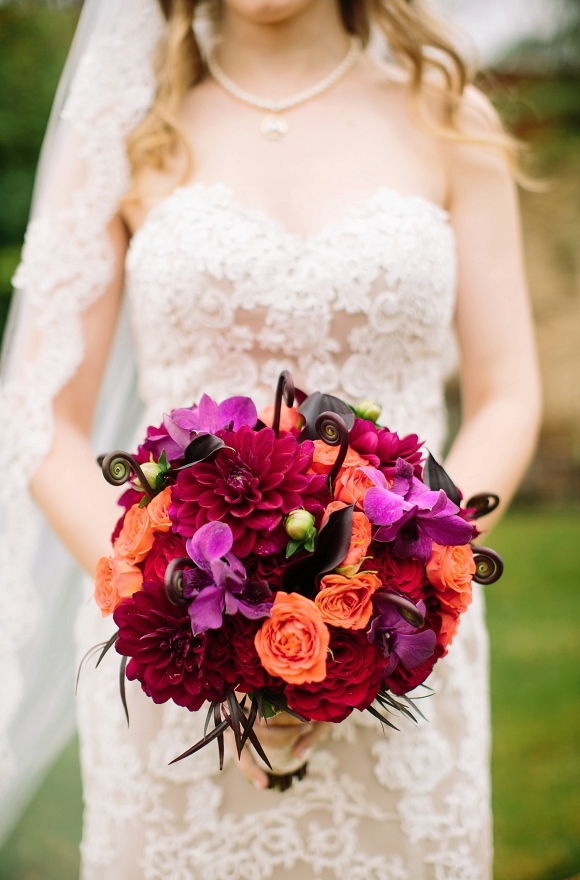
[218,396,258,430]
[186,521,234,571]
[188,585,225,632]
[393,629,437,669]
[364,487,407,526]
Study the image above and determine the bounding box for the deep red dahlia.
[203,614,279,695]
[114,583,220,711]
[142,532,187,584]
[169,426,326,557]
[349,418,423,479]
[286,628,385,723]
[367,547,426,603]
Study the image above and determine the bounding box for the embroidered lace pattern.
[0,1,163,804]
[75,183,492,879]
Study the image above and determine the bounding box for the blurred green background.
[0,3,579,880]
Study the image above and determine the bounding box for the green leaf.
[286,539,303,558]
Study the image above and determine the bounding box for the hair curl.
[125,0,518,199]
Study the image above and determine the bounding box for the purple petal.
[163,413,192,451]
[182,567,213,598]
[383,651,399,675]
[393,629,437,669]
[171,407,202,432]
[364,487,408,526]
[197,394,221,433]
[358,467,389,490]
[421,514,473,546]
[403,476,432,503]
[188,585,225,632]
[218,396,258,431]
[210,557,246,590]
[235,599,273,620]
[391,528,433,563]
[186,521,233,571]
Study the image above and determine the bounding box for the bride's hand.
[226,713,331,789]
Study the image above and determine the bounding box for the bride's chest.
[125,182,457,332]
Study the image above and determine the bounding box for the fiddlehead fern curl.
[272,370,296,437]
[472,546,504,585]
[100,450,155,502]
[315,411,349,486]
[164,557,193,606]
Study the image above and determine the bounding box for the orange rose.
[258,403,303,432]
[94,557,118,617]
[311,442,368,476]
[147,486,173,532]
[114,503,155,565]
[437,609,461,652]
[426,543,475,616]
[254,592,329,685]
[333,466,374,509]
[94,556,143,618]
[323,501,373,578]
[315,571,381,630]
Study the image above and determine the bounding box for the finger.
[292,722,332,758]
[225,730,269,790]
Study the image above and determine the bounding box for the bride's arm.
[30,214,129,575]
[443,90,542,535]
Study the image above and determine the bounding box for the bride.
[0,0,541,877]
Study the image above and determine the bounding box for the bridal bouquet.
[93,372,503,788]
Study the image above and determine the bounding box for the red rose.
[243,551,287,592]
[368,547,425,602]
[204,615,280,695]
[286,628,384,722]
[142,532,187,583]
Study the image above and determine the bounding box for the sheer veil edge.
[0,0,163,843]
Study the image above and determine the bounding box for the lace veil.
[0,0,164,842]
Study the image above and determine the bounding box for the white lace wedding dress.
[75,181,493,880]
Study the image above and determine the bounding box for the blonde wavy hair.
[126,0,519,197]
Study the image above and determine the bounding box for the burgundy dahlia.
[349,418,423,479]
[286,629,385,723]
[169,426,326,558]
[114,583,220,711]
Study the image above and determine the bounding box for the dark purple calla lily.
[369,592,437,675]
[182,521,272,633]
[362,458,474,562]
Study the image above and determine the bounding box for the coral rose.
[114,503,155,565]
[311,441,368,476]
[254,592,329,685]
[315,571,381,630]
[94,555,143,617]
[426,543,475,616]
[147,487,173,532]
[323,501,372,577]
[333,466,374,509]
[258,402,303,433]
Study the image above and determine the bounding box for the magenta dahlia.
[349,418,423,479]
[169,425,326,557]
[114,583,221,711]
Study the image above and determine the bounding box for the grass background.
[1,510,579,880]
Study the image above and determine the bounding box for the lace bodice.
[126,182,457,454]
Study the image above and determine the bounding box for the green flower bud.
[284,509,316,541]
[355,399,382,423]
[135,461,162,490]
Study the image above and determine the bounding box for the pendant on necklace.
[260,113,289,141]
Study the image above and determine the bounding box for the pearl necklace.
[206,37,361,141]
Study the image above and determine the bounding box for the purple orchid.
[141,395,258,463]
[369,592,437,674]
[363,458,473,563]
[182,521,272,633]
